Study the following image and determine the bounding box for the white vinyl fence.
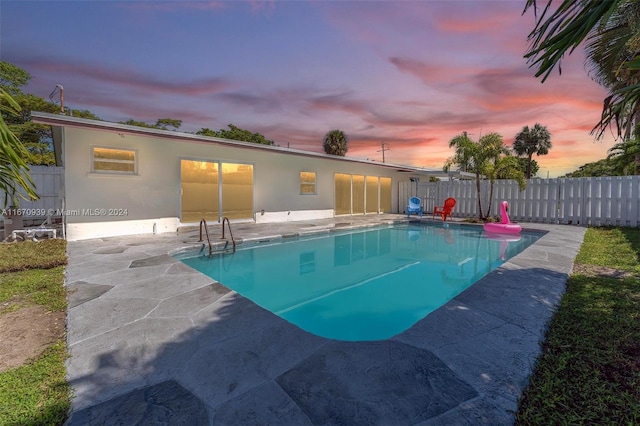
[1,166,64,224]
[400,176,640,227]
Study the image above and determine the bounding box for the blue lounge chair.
[407,197,422,218]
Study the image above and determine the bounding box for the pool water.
[178,223,541,341]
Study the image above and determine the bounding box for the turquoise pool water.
[178,223,541,341]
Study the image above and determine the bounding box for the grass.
[0,239,67,273]
[516,227,640,425]
[0,343,70,425]
[0,239,70,426]
[0,267,67,312]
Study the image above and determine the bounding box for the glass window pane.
[352,175,365,214]
[181,159,219,223]
[301,184,316,194]
[380,177,392,213]
[366,176,379,213]
[334,173,351,215]
[300,172,316,183]
[94,161,135,173]
[94,147,135,161]
[93,147,136,174]
[222,163,253,220]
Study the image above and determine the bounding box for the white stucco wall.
[60,126,411,240]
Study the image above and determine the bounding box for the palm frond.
[524,0,621,82]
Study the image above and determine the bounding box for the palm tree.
[0,88,38,207]
[584,1,640,140]
[323,130,349,156]
[513,124,552,179]
[511,157,539,178]
[444,131,488,219]
[480,133,526,217]
[524,0,640,139]
[607,124,640,175]
[445,132,527,220]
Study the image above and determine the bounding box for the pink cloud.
[389,57,470,85]
[117,1,227,12]
[436,12,517,34]
[19,55,234,97]
[65,84,216,126]
[467,67,605,114]
[305,92,372,116]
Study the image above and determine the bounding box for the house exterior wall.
[61,126,410,240]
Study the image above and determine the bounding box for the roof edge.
[32,111,456,176]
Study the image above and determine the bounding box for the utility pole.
[49,84,64,114]
[58,85,64,114]
[377,142,390,163]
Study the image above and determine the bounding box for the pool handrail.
[199,219,213,256]
[221,216,237,254]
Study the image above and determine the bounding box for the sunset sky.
[1,0,619,177]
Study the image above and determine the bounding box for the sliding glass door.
[181,159,253,223]
[335,173,391,215]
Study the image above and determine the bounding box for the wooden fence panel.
[1,166,64,222]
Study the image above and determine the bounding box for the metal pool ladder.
[199,217,237,257]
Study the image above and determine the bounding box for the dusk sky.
[1,0,619,177]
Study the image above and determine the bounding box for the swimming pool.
[177,223,541,341]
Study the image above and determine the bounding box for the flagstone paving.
[62,215,586,425]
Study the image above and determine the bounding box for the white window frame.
[300,171,317,195]
[91,146,138,175]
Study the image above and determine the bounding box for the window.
[300,171,316,194]
[92,147,137,174]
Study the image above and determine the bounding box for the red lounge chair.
[433,197,456,221]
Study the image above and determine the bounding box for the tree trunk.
[485,182,495,219]
[634,109,640,175]
[526,153,533,179]
[475,174,484,219]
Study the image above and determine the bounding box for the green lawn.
[0,239,70,425]
[516,227,640,425]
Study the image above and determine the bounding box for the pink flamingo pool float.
[483,201,521,260]
[483,201,521,234]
